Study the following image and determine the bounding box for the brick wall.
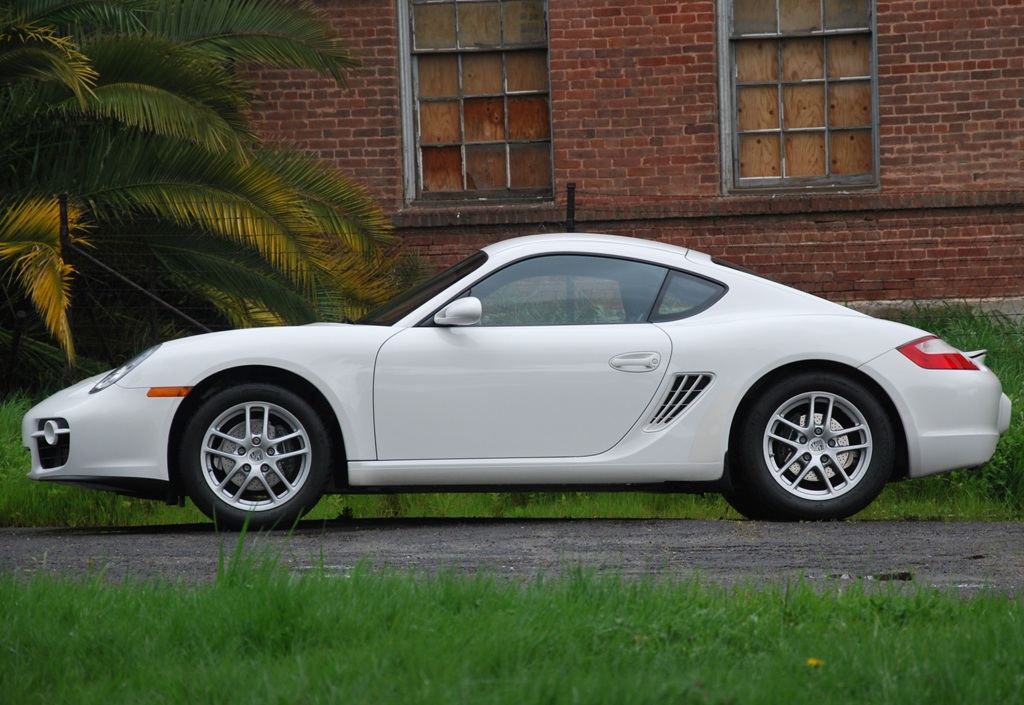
[547,1,720,197]
[249,1,405,206]
[876,0,1024,189]
[248,1,1024,304]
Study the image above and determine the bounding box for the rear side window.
[651,271,726,321]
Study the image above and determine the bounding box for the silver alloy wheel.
[762,391,872,501]
[199,400,312,512]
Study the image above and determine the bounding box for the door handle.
[609,352,662,372]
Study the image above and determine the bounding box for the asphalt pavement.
[2,518,1023,595]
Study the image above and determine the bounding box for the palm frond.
[146,232,321,325]
[0,197,82,359]
[311,246,413,321]
[251,147,395,256]
[23,130,316,282]
[1,0,398,371]
[147,0,357,85]
[0,19,96,103]
[37,34,254,152]
[6,0,148,34]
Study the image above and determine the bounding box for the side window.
[652,271,727,321]
[468,255,667,326]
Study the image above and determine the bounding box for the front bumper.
[22,378,183,487]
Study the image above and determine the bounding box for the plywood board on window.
[734,0,777,34]
[825,0,870,30]
[510,143,552,188]
[422,146,463,192]
[463,53,504,95]
[458,2,500,48]
[739,134,781,178]
[418,55,460,98]
[827,35,870,78]
[509,96,550,140]
[736,41,779,83]
[503,0,546,45]
[420,101,461,144]
[466,144,506,190]
[783,84,824,128]
[414,3,456,50]
[830,130,872,174]
[738,86,779,131]
[780,0,821,32]
[829,81,871,128]
[785,132,826,176]
[464,97,505,142]
[507,51,548,92]
[782,38,823,80]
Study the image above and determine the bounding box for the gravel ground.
[3,518,1024,595]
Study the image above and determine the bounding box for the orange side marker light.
[147,387,193,398]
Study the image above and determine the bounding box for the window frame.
[398,0,554,204]
[717,0,880,193]
[421,254,728,327]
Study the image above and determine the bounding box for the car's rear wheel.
[727,371,895,521]
[179,383,332,530]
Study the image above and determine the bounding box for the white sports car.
[22,233,1012,528]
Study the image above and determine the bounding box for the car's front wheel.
[727,371,895,521]
[179,383,332,530]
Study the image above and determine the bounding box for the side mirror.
[433,297,482,327]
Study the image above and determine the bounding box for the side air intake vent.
[645,374,714,431]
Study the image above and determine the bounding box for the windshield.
[357,251,488,326]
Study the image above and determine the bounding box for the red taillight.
[898,336,979,370]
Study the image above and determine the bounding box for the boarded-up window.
[411,0,552,199]
[731,0,876,188]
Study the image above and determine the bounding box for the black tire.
[727,371,895,521]
[179,383,333,530]
[721,482,786,521]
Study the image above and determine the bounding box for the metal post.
[58,193,74,385]
[565,183,576,233]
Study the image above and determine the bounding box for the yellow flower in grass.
[806,658,824,668]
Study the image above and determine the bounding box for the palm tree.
[0,0,398,372]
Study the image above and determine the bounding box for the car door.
[373,255,673,461]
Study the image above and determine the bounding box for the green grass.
[2,549,1023,705]
[3,305,1024,527]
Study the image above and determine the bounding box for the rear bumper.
[860,351,1011,478]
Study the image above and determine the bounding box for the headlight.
[90,345,162,393]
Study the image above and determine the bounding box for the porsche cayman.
[22,233,1012,528]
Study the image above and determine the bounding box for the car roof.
[476,233,859,319]
[480,232,693,260]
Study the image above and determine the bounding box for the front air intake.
[32,418,71,469]
[645,374,713,431]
